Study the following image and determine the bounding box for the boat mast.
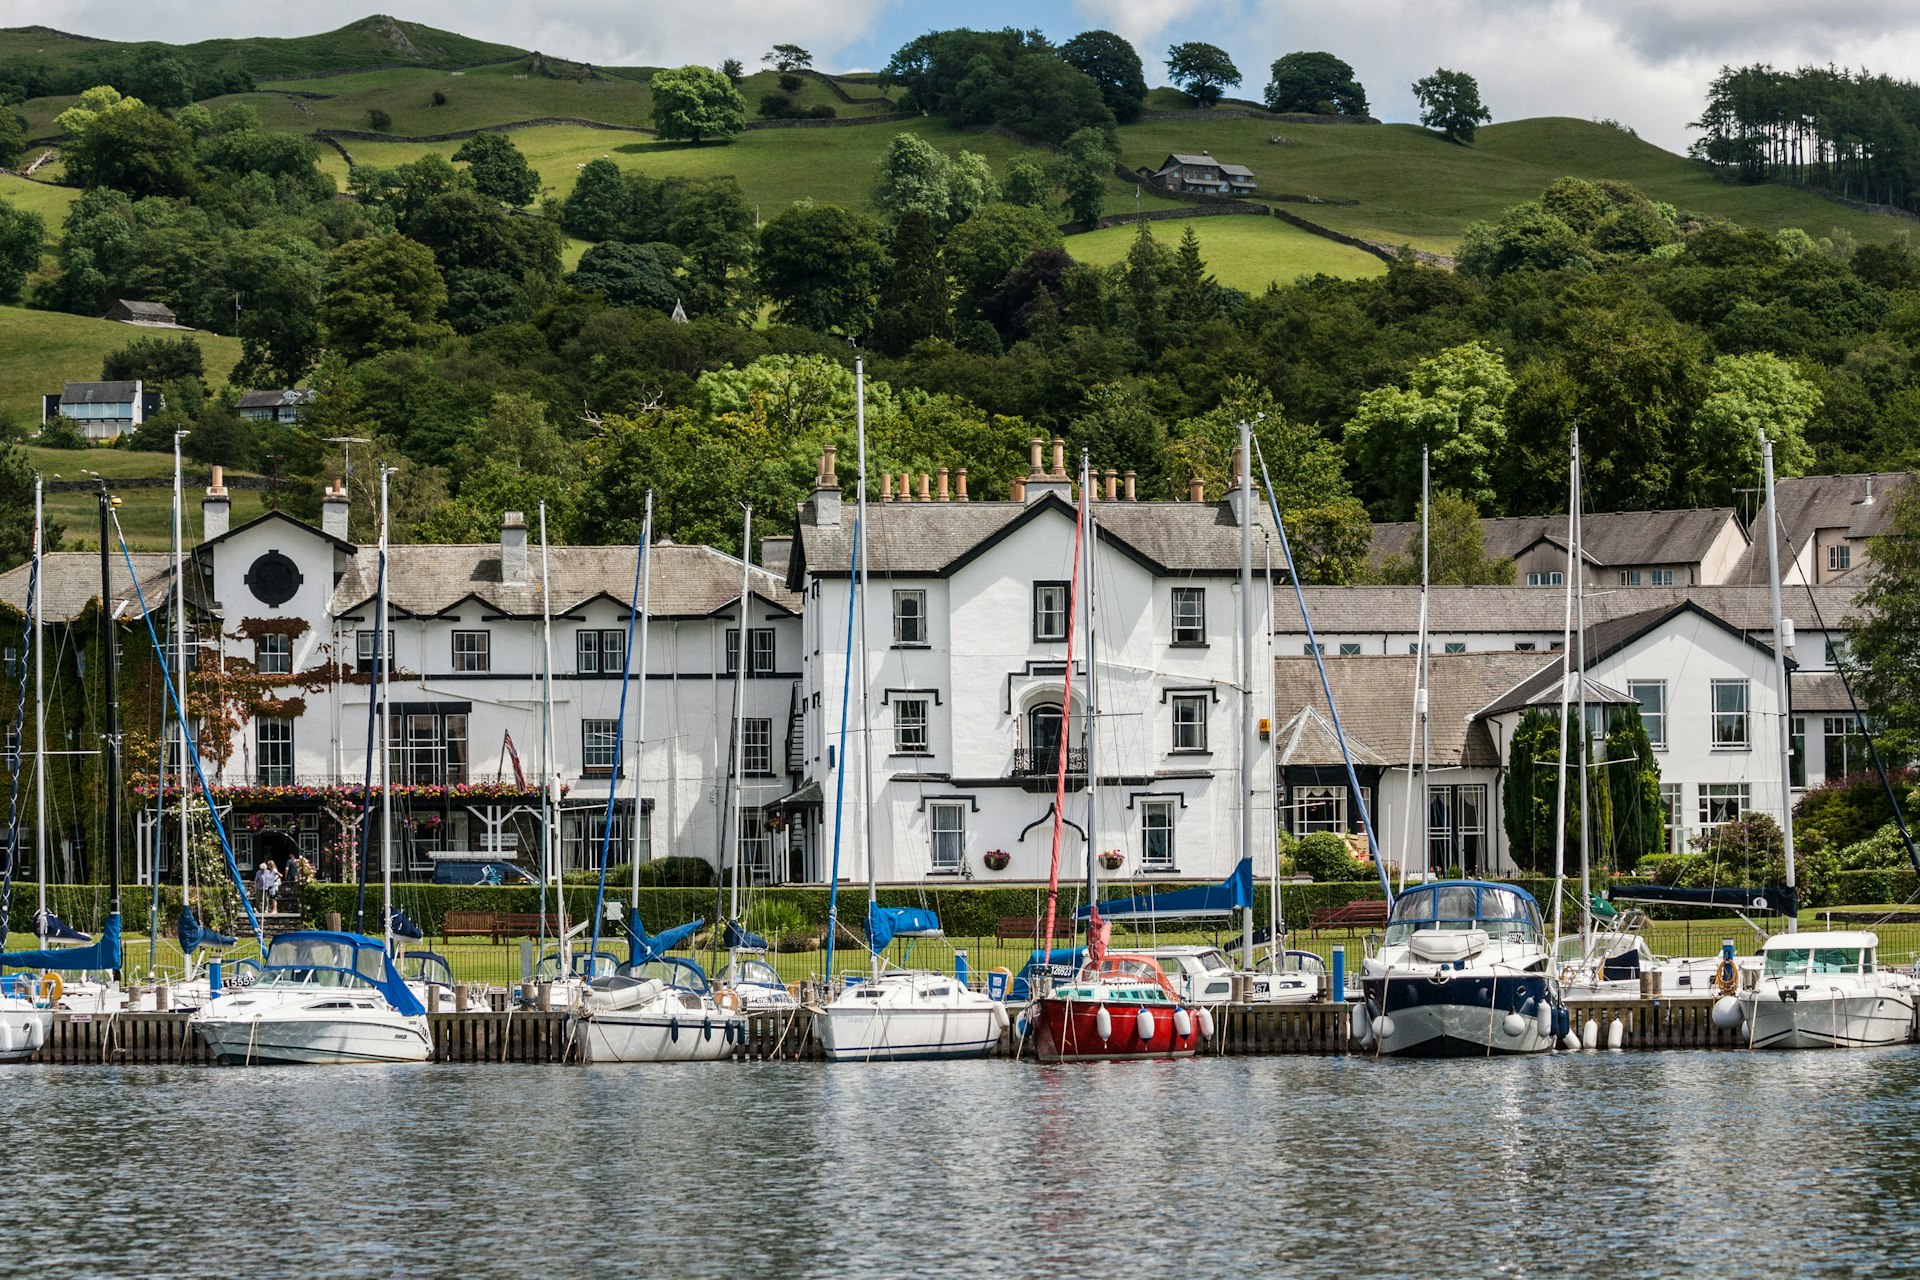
[629,492,653,911]
[32,476,44,946]
[855,358,878,983]
[1575,436,1592,952]
[97,484,123,979]
[1238,422,1255,961]
[174,432,190,946]
[1081,450,1098,938]
[1266,532,1281,955]
[1761,434,1797,933]
[1549,437,1576,948]
[1419,447,1432,881]
[1401,446,1431,891]
[727,505,752,969]
[539,501,563,969]
[378,467,394,956]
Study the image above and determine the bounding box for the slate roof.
[0,551,174,622]
[1728,472,1913,584]
[109,300,176,323]
[59,381,142,405]
[1272,652,1552,768]
[1369,507,1740,571]
[1274,583,1862,635]
[330,541,799,620]
[789,494,1277,583]
[235,389,315,410]
[1790,670,1860,714]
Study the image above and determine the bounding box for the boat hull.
[816,1004,1002,1061]
[0,1006,52,1061]
[1364,973,1556,1057]
[573,1010,744,1063]
[1028,997,1199,1063]
[1743,989,1916,1050]
[192,1013,433,1065]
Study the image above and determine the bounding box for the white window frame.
[1710,678,1749,749]
[726,628,776,675]
[355,629,393,675]
[582,718,619,775]
[1337,642,1362,656]
[1033,582,1069,642]
[256,632,292,676]
[893,697,930,756]
[929,801,965,873]
[1618,570,1642,587]
[740,717,773,776]
[1660,782,1684,852]
[1140,799,1176,870]
[1170,694,1208,753]
[1290,785,1347,835]
[256,716,294,785]
[892,589,927,646]
[1698,783,1749,827]
[1171,587,1206,645]
[1650,568,1675,586]
[1628,679,1667,749]
[1526,571,1564,587]
[451,629,490,673]
[1828,544,1851,572]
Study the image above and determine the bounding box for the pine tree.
[872,208,950,357]
[1168,224,1216,327]
[1123,222,1166,355]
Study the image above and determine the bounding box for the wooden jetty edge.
[19,998,1795,1065]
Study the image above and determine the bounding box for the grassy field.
[0,173,78,231]
[0,17,523,81]
[0,305,244,424]
[17,444,270,547]
[1069,216,1387,289]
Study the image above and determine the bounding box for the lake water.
[10,1051,1920,1279]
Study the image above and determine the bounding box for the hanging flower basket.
[982,849,1011,872]
[1098,849,1125,871]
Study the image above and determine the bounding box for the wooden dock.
[17,998,1784,1064]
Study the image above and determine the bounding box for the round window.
[245,551,303,607]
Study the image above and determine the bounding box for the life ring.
[36,973,62,1005]
[1714,958,1740,997]
[1559,965,1580,987]
[714,987,744,1014]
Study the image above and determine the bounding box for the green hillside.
[0,16,524,80]
[1069,217,1386,288]
[0,173,78,229]
[0,306,244,426]
[18,445,270,549]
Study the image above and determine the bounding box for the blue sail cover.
[626,916,702,964]
[0,913,122,971]
[867,904,941,954]
[1076,857,1255,921]
[36,912,91,943]
[177,906,235,952]
[388,907,425,941]
[722,919,768,951]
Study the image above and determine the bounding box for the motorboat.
[715,955,798,1010]
[571,957,747,1063]
[816,968,1008,1062]
[1358,881,1564,1057]
[1734,931,1917,1050]
[0,976,52,1061]
[1131,944,1319,1005]
[1554,929,1761,1003]
[188,931,431,1065]
[1026,953,1205,1063]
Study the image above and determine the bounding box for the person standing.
[255,859,281,912]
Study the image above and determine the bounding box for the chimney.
[1227,444,1251,525]
[879,473,893,503]
[936,466,950,501]
[202,465,230,540]
[1024,436,1073,504]
[898,471,911,502]
[809,446,841,527]
[1029,437,1045,477]
[759,536,793,574]
[1050,437,1066,479]
[956,468,969,502]
[501,511,529,586]
[321,477,349,541]
[1010,477,1026,502]
[1188,476,1205,502]
[1104,468,1118,501]
[1123,469,1136,501]
[917,472,931,502]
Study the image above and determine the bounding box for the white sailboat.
[814,358,1006,1062]
[190,466,431,1064]
[0,477,54,1057]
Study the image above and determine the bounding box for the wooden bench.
[995,916,1083,943]
[494,912,567,944]
[1307,899,1391,934]
[441,910,498,941]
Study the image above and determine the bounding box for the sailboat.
[814,358,1008,1062]
[189,466,430,1065]
[0,477,54,1057]
[570,493,746,1063]
[1026,448,1203,1063]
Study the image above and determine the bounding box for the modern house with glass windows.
[778,438,1276,885]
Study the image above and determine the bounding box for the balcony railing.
[1011,748,1086,778]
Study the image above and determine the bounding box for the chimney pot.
[918,472,931,502]
[202,466,231,540]
[1189,476,1205,502]
[1104,468,1118,501]
[1051,437,1066,479]
[898,472,911,503]
[1230,444,1244,484]
[956,467,969,502]
[879,473,893,502]
[810,446,842,526]
[1029,437,1045,476]
[1123,469,1136,501]
[936,466,950,501]
[1010,477,1026,502]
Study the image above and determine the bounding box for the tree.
[1166,42,1241,108]
[1605,707,1666,870]
[570,241,682,312]
[764,44,813,73]
[720,58,745,85]
[757,202,886,336]
[943,201,1062,306]
[452,131,540,207]
[102,333,203,384]
[1413,68,1491,143]
[1168,224,1217,329]
[1373,491,1516,585]
[60,92,198,197]
[649,65,747,144]
[0,202,44,304]
[0,108,26,169]
[1002,155,1051,208]
[1264,52,1369,116]
[1053,127,1114,227]
[1346,341,1514,516]
[1060,30,1148,123]
[562,157,630,240]
[1685,352,1819,505]
[1454,203,1589,280]
[365,108,392,131]
[872,208,950,355]
[873,132,954,228]
[1850,480,1920,760]
[0,442,58,567]
[320,234,450,360]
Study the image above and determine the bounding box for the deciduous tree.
[1413,68,1492,143]
[1060,30,1148,123]
[757,202,886,336]
[1346,340,1513,516]
[1847,481,1920,760]
[0,201,44,304]
[1166,42,1241,108]
[321,234,450,360]
[1264,52,1369,116]
[649,65,747,144]
[452,131,540,207]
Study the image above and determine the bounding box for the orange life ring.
[714,987,744,1014]
[36,972,63,1005]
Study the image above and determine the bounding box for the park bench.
[1306,899,1392,934]
[494,912,568,943]
[995,916,1083,943]
[440,910,498,941]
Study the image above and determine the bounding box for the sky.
[14,0,1920,152]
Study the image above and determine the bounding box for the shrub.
[1796,768,1919,854]
[366,108,392,131]
[808,104,836,119]
[1294,831,1373,881]
[758,92,795,119]
[778,73,803,93]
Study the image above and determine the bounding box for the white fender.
[1535,1000,1553,1038]
[991,1002,1010,1033]
[1581,1018,1599,1050]
[0,1019,13,1055]
[1173,1007,1193,1039]
[1373,1013,1395,1042]
[1502,1012,1528,1038]
[25,1016,44,1050]
[1136,1006,1156,1042]
[1195,1006,1215,1039]
[1560,1031,1581,1051]
[1094,1004,1112,1041]
[1711,995,1744,1029]
[1607,1017,1625,1050]
[1350,1003,1373,1045]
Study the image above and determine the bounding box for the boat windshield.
[1765,947,1864,976]
[1383,884,1543,945]
[261,937,380,989]
[1192,949,1231,974]
[721,958,783,988]
[399,952,454,986]
[622,959,711,994]
[1283,951,1328,976]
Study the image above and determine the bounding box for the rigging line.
[0,545,34,928]
[110,509,263,949]
[1252,435,1391,904]
[354,539,385,933]
[823,514,860,987]
[588,507,649,967]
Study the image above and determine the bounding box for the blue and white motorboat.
[188,931,431,1065]
[1358,881,1564,1057]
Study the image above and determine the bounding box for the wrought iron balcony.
[1011,748,1086,778]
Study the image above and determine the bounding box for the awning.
[769,781,821,809]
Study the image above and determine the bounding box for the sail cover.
[0,912,122,970]
[867,904,941,953]
[1075,858,1254,921]
[722,919,768,951]
[177,906,235,952]
[626,916,702,964]
[1609,885,1797,914]
[1011,946,1087,1000]
[388,906,425,941]
[36,912,91,943]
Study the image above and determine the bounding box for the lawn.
[0,173,79,232]
[0,305,244,426]
[18,444,271,549]
[1067,216,1387,289]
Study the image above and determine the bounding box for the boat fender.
[1607,1017,1625,1050]
[25,1016,44,1050]
[1173,1007,1193,1039]
[1535,1000,1553,1038]
[1195,1006,1215,1040]
[1015,1015,1030,1038]
[1095,1005,1112,1041]
[1136,1007,1156,1042]
[1350,1003,1372,1045]
[669,1017,680,1043]
[1559,1032,1581,1051]
[1373,1014,1395,1043]
[1502,1012,1528,1038]
[1581,1018,1599,1050]
[703,1017,713,1041]
[1552,1006,1571,1040]
[0,1020,12,1055]
[1711,995,1744,1029]
[991,1002,1010,1033]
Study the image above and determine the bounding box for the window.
[582,719,619,775]
[1033,582,1069,642]
[1824,715,1866,780]
[451,630,490,673]
[1303,643,1324,657]
[256,633,292,676]
[1650,569,1674,586]
[1171,587,1206,645]
[577,629,626,675]
[1443,642,1466,654]
[563,810,637,872]
[388,709,468,785]
[1516,642,1537,652]
[1288,785,1347,835]
[739,718,773,776]
[1526,571,1564,587]
[1338,642,1362,657]
[1826,638,1850,669]
[1698,784,1749,826]
[256,716,293,785]
[725,628,776,675]
[1628,680,1667,748]
[1427,784,1488,877]
[1619,570,1642,587]
[893,589,927,645]
[355,629,393,675]
[1660,783,1684,853]
[1171,694,1208,753]
[1141,799,1176,870]
[1828,544,1852,573]
[1791,716,1806,788]
[893,697,929,755]
[1710,679,1749,748]
[1027,705,1064,762]
[929,801,965,872]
